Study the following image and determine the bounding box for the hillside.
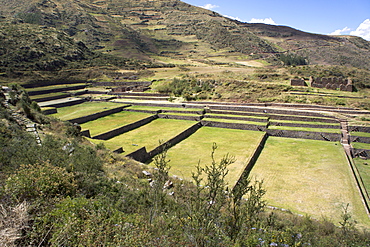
[0,0,369,73]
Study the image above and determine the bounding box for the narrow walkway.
[340,119,352,157]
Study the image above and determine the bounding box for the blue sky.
[183,0,370,41]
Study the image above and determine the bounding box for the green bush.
[5,162,77,202]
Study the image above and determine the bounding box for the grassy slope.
[150,127,265,186]
[250,137,369,227]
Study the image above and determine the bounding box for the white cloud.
[223,14,244,22]
[200,4,219,10]
[350,19,370,41]
[249,18,277,25]
[329,27,351,35]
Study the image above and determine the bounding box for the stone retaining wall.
[267,129,341,142]
[204,114,268,123]
[93,115,158,140]
[209,105,334,118]
[201,120,267,131]
[270,121,339,129]
[233,133,268,191]
[28,85,87,96]
[126,147,151,163]
[158,114,203,121]
[126,123,203,163]
[68,106,128,124]
[350,136,370,144]
[352,148,370,159]
[148,123,203,158]
[42,108,57,115]
[350,126,370,133]
[124,109,161,114]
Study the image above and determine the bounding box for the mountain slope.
[0,0,369,71]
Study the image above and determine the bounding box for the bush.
[5,162,77,202]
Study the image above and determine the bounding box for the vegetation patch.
[250,137,369,226]
[51,102,126,120]
[98,119,195,153]
[149,127,265,186]
[268,125,341,133]
[81,111,152,136]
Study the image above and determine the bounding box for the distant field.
[51,102,126,120]
[149,127,265,186]
[100,118,196,153]
[250,137,369,226]
[81,111,152,136]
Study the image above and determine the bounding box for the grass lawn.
[50,102,127,120]
[352,142,370,150]
[101,119,196,153]
[26,83,87,92]
[149,127,265,187]
[250,137,369,227]
[127,105,203,112]
[30,92,68,100]
[268,125,341,133]
[353,158,370,196]
[206,113,268,120]
[81,111,153,136]
[350,132,370,138]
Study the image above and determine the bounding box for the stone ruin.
[290,79,307,87]
[310,77,353,92]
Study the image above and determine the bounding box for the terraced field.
[250,137,369,226]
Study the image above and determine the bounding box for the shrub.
[5,162,77,202]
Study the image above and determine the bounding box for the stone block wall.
[310,77,353,92]
[349,126,370,133]
[42,108,57,115]
[126,147,151,163]
[201,120,267,132]
[68,106,127,124]
[267,129,341,142]
[204,114,268,123]
[93,115,158,140]
[46,98,86,108]
[158,114,203,121]
[350,135,370,144]
[269,121,339,129]
[233,133,268,191]
[290,79,307,87]
[148,123,203,158]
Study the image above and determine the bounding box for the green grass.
[270,119,339,126]
[149,127,265,186]
[50,102,127,120]
[30,92,68,100]
[352,142,370,150]
[250,137,369,227]
[100,119,196,153]
[350,132,370,138]
[268,125,341,133]
[160,112,200,117]
[81,111,153,136]
[26,83,87,92]
[127,105,203,112]
[203,117,267,125]
[206,113,267,120]
[353,158,370,196]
